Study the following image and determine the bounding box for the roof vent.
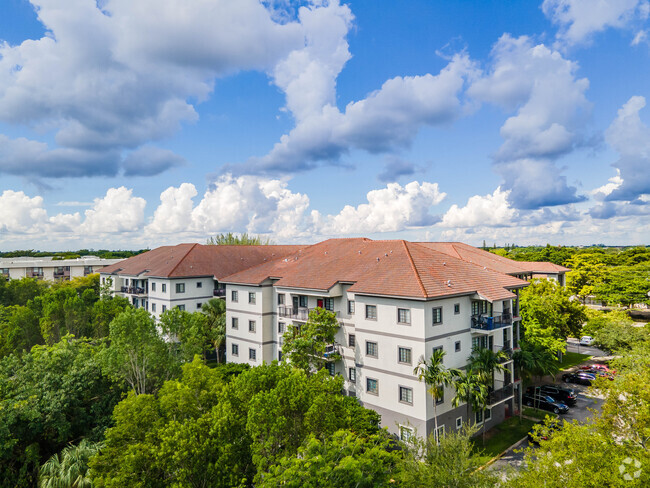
[384,253,388,257]
[443,262,446,266]
[376,257,380,262]
[358,251,361,254]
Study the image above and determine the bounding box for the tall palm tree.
[40,439,102,488]
[451,369,487,424]
[202,298,226,362]
[513,341,560,415]
[413,349,458,441]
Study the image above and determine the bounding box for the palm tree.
[39,439,102,488]
[413,349,458,441]
[451,369,487,424]
[201,298,226,362]
[513,341,561,415]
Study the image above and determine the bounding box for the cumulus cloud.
[315,181,446,234]
[232,52,477,175]
[468,35,590,208]
[0,0,309,178]
[122,146,186,176]
[377,156,422,183]
[604,96,650,201]
[0,190,49,234]
[542,0,649,47]
[441,187,515,228]
[80,187,146,233]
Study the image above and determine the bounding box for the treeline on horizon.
[0,249,149,259]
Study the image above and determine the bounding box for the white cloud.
[604,96,650,201]
[591,169,623,199]
[316,181,446,234]
[80,187,146,234]
[234,53,477,175]
[542,0,649,47]
[468,35,590,208]
[146,183,198,235]
[0,190,49,234]
[441,187,515,228]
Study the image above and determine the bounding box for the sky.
[0,0,650,251]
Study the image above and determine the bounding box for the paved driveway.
[488,382,603,473]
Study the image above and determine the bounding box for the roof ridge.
[167,243,200,277]
[402,241,427,298]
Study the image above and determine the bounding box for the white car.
[580,335,594,346]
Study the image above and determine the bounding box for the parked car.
[582,368,615,381]
[562,372,596,386]
[528,420,563,445]
[580,336,594,346]
[581,363,614,374]
[522,393,570,414]
[526,385,577,406]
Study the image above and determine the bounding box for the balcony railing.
[488,383,514,405]
[120,286,146,295]
[323,344,341,361]
[213,288,226,297]
[471,312,512,331]
[279,305,310,321]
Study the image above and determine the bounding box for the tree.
[281,307,340,374]
[414,349,458,440]
[451,370,487,425]
[0,305,43,358]
[201,298,226,362]
[101,308,179,395]
[566,253,607,304]
[39,439,102,488]
[206,232,273,245]
[593,263,650,307]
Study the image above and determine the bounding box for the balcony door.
[317,298,324,308]
[292,296,299,311]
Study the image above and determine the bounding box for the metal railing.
[278,306,310,320]
[213,289,226,297]
[120,286,146,295]
[471,312,512,331]
[488,383,514,405]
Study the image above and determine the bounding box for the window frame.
[365,341,378,358]
[248,320,256,333]
[196,281,202,288]
[151,282,156,292]
[456,417,463,429]
[249,348,256,361]
[248,292,256,304]
[398,346,412,365]
[176,283,185,294]
[349,367,356,383]
[232,317,239,329]
[348,300,355,315]
[399,386,413,405]
[399,426,413,442]
[278,293,285,305]
[455,341,461,352]
[231,343,239,356]
[278,322,285,334]
[231,290,238,302]
[365,304,377,320]
[366,377,379,395]
[323,297,334,311]
[454,303,460,314]
[432,307,443,325]
[348,334,356,348]
[162,283,167,293]
[151,303,156,312]
[397,308,411,325]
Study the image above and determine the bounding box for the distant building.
[0,256,123,281]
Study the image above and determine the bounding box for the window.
[485,408,492,421]
[162,305,167,312]
[196,303,202,309]
[232,290,238,302]
[432,307,442,325]
[176,283,185,293]
[366,304,377,320]
[232,344,239,356]
[400,426,413,442]
[399,386,413,404]
[151,303,156,312]
[278,351,283,361]
[472,300,489,316]
[456,417,463,429]
[278,322,285,334]
[177,304,185,311]
[397,308,411,324]
[398,347,412,364]
[436,383,444,404]
[455,341,461,352]
[475,410,483,423]
[324,297,334,311]
[196,281,202,288]
[162,283,167,293]
[366,378,378,395]
[348,334,356,348]
[366,341,378,358]
[249,348,256,361]
[325,362,335,376]
[435,426,445,444]
[349,367,356,383]
[249,292,256,304]
[348,300,355,315]
[249,320,256,333]
[232,317,239,329]
[454,303,460,314]
[299,295,308,308]
[278,293,285,305]
[151,282,156,292]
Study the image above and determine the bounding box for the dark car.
[562,372,595,386]
[582,368,615,381]
[526,385,577,406]
[527,420,563,445]
[522,393,570,414]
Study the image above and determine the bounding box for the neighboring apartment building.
[0,256,123,281]
[99,243,302,318]
[221,238,568,440]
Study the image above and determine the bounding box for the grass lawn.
[472,417,537,464]
[559,351,592,370]
[522,407,558,421]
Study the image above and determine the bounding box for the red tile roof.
[99,243,304,279]
[221,238,529,301]
[416,242,570,274]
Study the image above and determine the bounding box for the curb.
[477,435,530,470]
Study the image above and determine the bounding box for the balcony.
[278,305,310,321]
[323,344,341,361]
[488,383,514,406]
[121,286,146,295]
[471,312,512,332]
[213,288,226,297]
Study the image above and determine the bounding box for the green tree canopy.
[206,232,273,245]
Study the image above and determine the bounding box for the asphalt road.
[489,359,605,474]
[565,337,607,357]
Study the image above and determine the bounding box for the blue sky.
[0,0,649,250]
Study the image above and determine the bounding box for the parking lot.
[489,379,604,473]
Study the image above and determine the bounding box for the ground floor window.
[399,426,413,442]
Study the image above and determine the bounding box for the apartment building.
[99,243,302,319]
[0,256,123,281]
[221,238,567,440]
